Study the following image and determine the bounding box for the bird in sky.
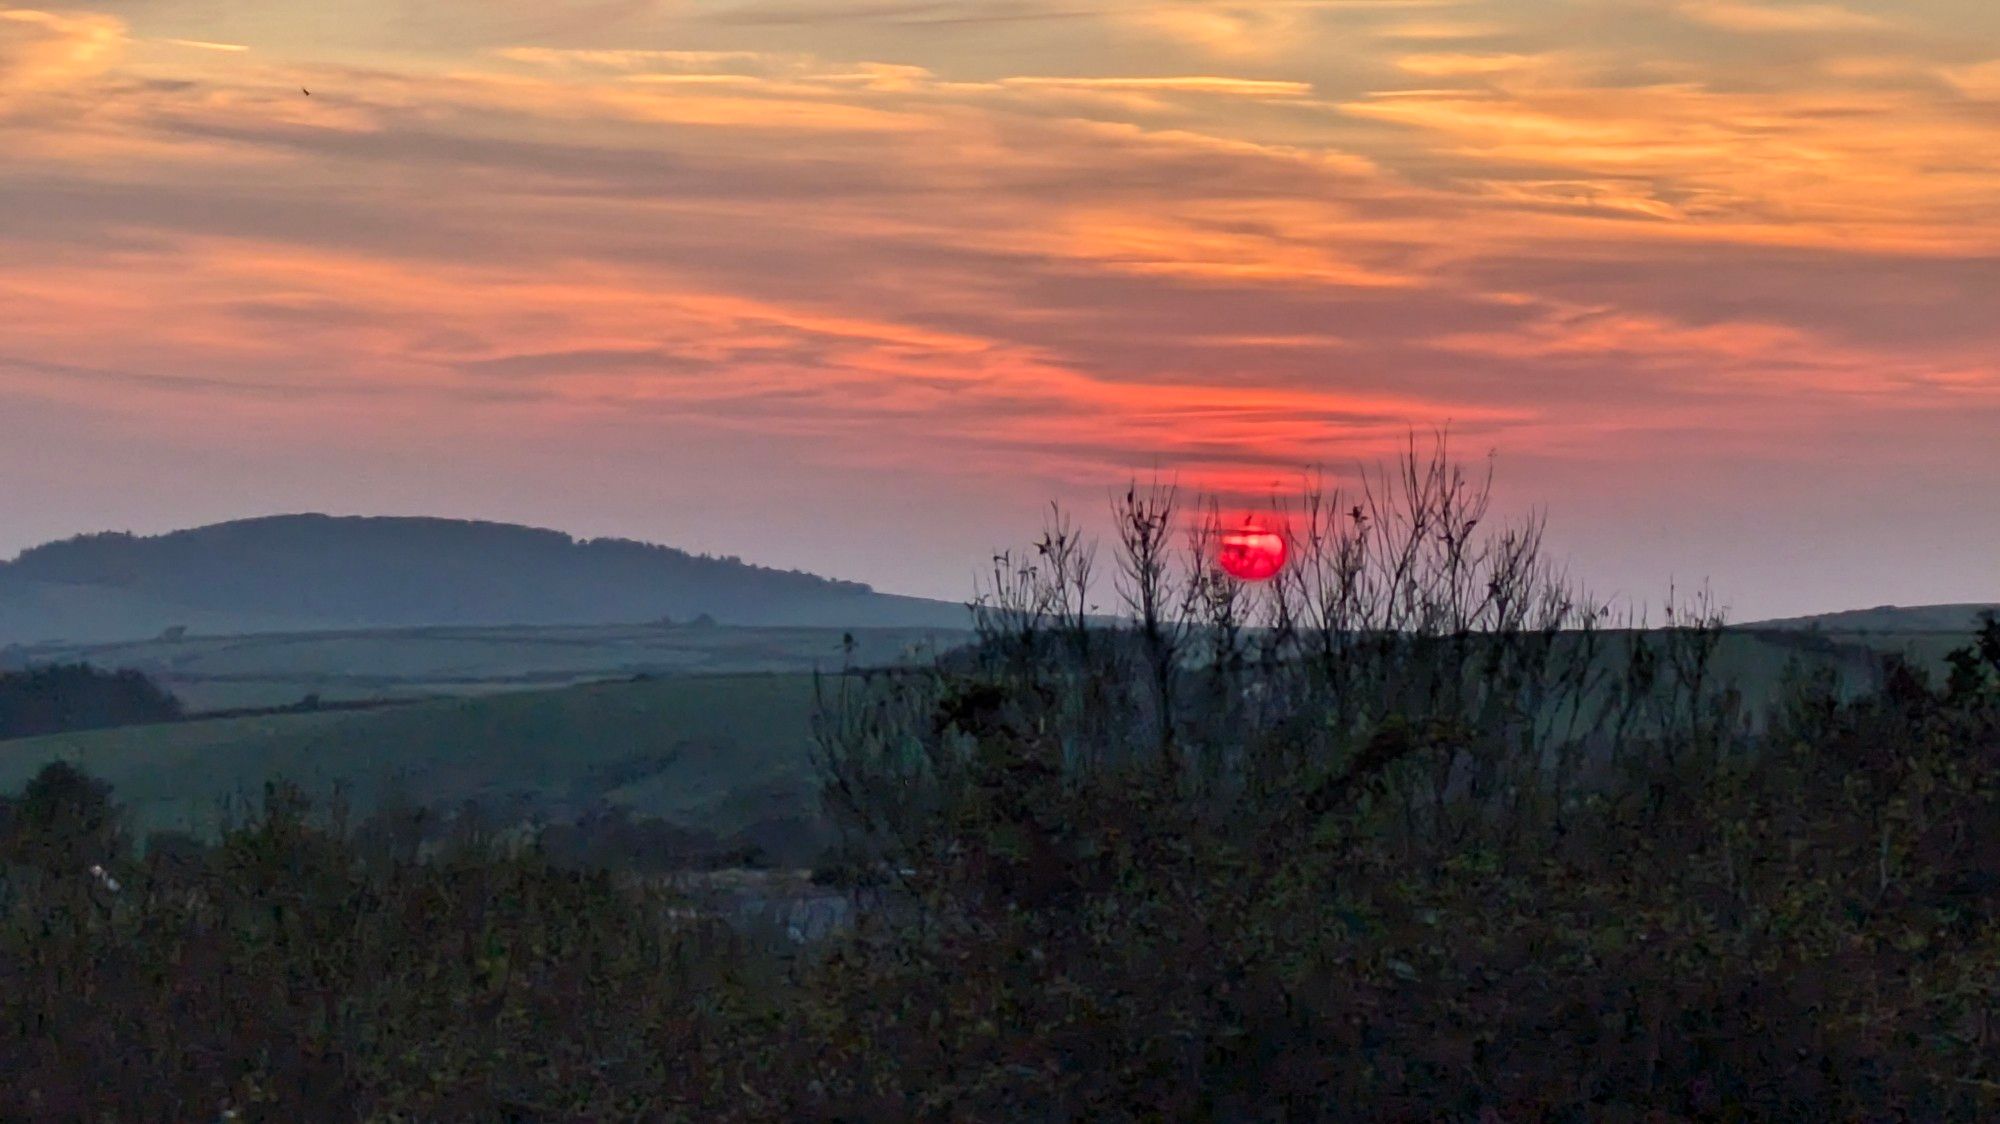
[302,87,311,96]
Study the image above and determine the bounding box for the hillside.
[8,622,969,712]
[0,628,1907,850]
[0,672,828,864]
[1739,602,2000,633]
[0,515,969,643]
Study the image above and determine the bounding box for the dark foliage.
[2,625,1996,1120]
[0,662,182,740]
[534,804,771,874]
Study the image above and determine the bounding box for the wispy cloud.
[1394,52,1539,76]
[1672,0,1889,33]
[999,75,1315,99]
[156,37,250,53]
[495,47,779,71]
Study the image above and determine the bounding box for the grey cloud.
[455,345,831,378]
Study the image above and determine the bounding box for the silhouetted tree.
[0,760,127,875]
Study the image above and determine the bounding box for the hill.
[1739,602,2000,633]
[0,515,968,643]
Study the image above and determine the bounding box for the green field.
[7,623,968,711]
[0,672,828,860]
[6,614,1968,718]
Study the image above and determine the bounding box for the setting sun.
[1217,517,1287,582]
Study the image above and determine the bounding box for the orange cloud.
[999,76,1315,100]
[495,47,777,71]
[1340,75,2000,252]
[0,7,124,103]
[1395,53,1540,76]
[156,37,250,53]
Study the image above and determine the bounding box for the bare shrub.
[816,431,1736,882]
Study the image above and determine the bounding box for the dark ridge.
[1738,602,2000,632]
[0,514,968,634]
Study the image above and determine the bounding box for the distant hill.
[1739,603,2000,633]
[0,515,968,642]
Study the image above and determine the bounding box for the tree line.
[0,663,182,741]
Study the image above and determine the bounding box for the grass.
[0,673,824,851]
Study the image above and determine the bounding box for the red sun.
[1216,519,1287,582]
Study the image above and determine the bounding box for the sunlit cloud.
[1945,59,2000,100]
[1118,8,1295,57]
[1394,53,1540,76]
[495,47,777,71]
[1340,73,2000,251]
[0,7,124,102]
[156,37,250,53]
[999,76,1315,100]
[1373,19,1509,41]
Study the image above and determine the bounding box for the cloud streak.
[1672,1,1889,33]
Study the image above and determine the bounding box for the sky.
[2,0,1997,619]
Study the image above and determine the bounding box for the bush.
[799,438,2000,1119]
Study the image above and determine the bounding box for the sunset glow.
[4,0,1998,615]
